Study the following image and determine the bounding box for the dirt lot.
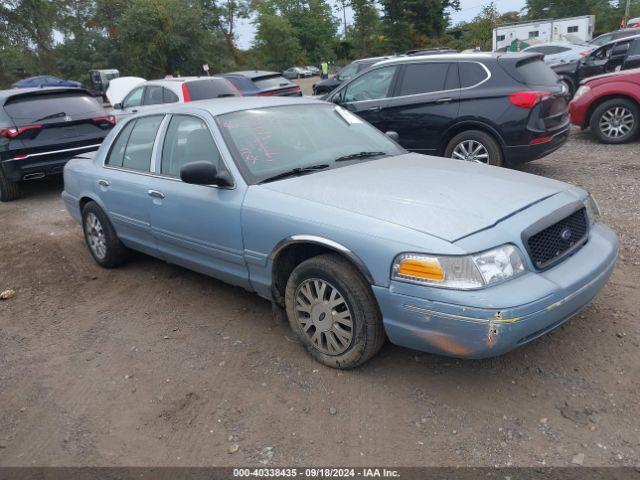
[0,112,639,467]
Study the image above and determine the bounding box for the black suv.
[553,35,640,95]
[0,87,114,201]
[312,56,393,96]
[324,53,569,167]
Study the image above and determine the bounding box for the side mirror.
[385,131,400,142]
[113,102,123,109]
[180,161,232,187]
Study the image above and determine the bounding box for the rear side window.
[185,79,238,100]
[107,115,163,171]
[144,86,164,105]
[253,75,291,90]
[161,115,221,177]
[629,39,640,55]
[164,88,179,103]
[516,59,559,88]
[460,62,489,88]
[397,63,452,96]
[4,92,103,123]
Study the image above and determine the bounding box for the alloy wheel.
[599,107,635,139]
[85,212,107,260]
[451,140,490,164]
[294,278,354,355]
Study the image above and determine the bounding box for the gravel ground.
[0,106,638,468]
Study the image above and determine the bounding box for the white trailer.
[492,15,596,51]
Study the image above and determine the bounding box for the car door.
[99,115,164,257]
[579,44,613,80]
[606,40,632,72]
[622,38,640,69]
[384,61,461,153]
[146,113,249,288]
[332,65,400,133]
[117,86,145,119]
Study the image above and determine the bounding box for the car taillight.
[579,51,589,56]
[92,115,116,127]
[257,90,276,96]
[508,91,550,109]
[182,83,192,102]
[0,125,42,139]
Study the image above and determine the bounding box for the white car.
[112,77,240,120]
[522,42,595,65]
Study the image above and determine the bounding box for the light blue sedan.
[62,97,619,368]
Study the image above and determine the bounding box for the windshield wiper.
[34,111,66,123]
[334,151,388,162]
[259,164,330,184]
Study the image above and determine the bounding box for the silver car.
[522,42,594,65]
[283,67,312,79]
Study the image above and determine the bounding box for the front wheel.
[81,201,130,268]
[284,254,385,369]
[444,130,503,167]
[589,98,640,144]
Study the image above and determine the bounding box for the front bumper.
[503,126,570,165]
[374,222,619,359]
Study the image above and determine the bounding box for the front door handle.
[366,105,382,112]
[98,179,110,187]
[131,109,138,114]
[148,190,165,199]
[436,97,453,104]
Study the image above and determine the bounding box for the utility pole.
[340,0,348,39]
[623,0,631,27]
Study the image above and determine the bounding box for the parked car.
[312,56,393,96]
[552,35,640,96]
[0,87,115,201]
[569,68,640,144]
[306,65,321,76]
[589,28,640,47]
[221,71,302,97]
[61,97,618,368]
[521,41,594,65]
[324,52,569,167]
[112,77,240,120]
[283,67,313,79]
[12,75,82,89]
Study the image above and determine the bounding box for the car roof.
[144,96,324,117]
[144,77,228,85]
[223,70,281,79]
[600,33,640,47]
[524,41,588,48]
[373,51,526,67]
[0,86,89,104]
[352,56,394,64]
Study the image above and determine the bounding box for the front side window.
[120,115,163,171]
[336,63,359,81]
[217,104,405,184]
[342,66,398,103]
[123,87,144,108]
[161,115,221,177]
[397,63,452,96]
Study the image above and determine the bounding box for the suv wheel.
[444,130,503,167]
[0,170,21,202]
[284,254,385,369]
[81,201,130,268]
[590,98,640,144]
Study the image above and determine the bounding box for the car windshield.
[217,104,405,184]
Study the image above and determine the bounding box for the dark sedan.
[221,71,302,97]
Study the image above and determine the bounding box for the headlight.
[392,244,526,290]
[584,194,600,224]
[573,85,591,99]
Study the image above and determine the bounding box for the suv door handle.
[148,190,165,199]
[366,105,382,112]
[98,179,110,187]
[436,97,453,104]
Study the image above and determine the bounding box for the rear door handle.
[436,97,453,104]
[148,190,165,199]
[98,179,110,187]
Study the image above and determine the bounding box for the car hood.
[261,153,569,242]
[105,76,146,105]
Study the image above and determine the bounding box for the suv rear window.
[397,63,452,96]
[185,79,239,100]
[4,92,103,123]
[253,75,292,90]
[516,59,559,87]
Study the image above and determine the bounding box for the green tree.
[200,0,252,62]
[348,0,381,57]
[252,13,305,69]
[457,2,500,51]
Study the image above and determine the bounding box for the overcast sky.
[234,0,527,49]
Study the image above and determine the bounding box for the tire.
[81,201,130,268]
[444,130,503,167]
[0,169,21,202]
[589,98,640,144]
[284,254,385,369]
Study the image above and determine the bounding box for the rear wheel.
[0,169,21,202]
[590,98,640,144]
[284,254,385,369]
[444,130,503,167]
[81,201,130,268]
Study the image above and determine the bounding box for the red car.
[570,68,640,143]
